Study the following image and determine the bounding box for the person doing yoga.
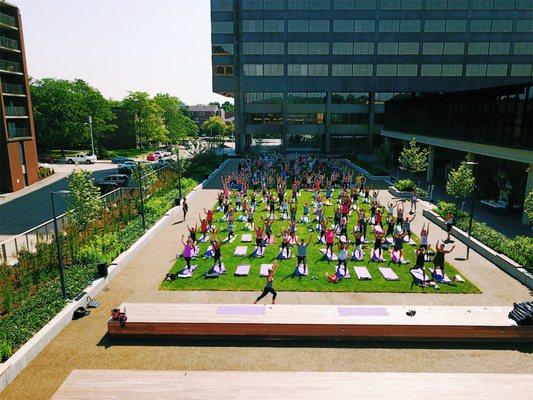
[181,235,194,270]
[254,261,279,304]
[434,240,455,275]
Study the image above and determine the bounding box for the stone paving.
[1,159,531,400]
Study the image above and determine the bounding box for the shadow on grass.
[97,333,533,353]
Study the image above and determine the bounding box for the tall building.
[0,1,38,193]
[210,0,533,153]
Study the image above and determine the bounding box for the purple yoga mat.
[217,305,265,316]
[338,307,389,317]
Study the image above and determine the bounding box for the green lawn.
[161,190,480,294]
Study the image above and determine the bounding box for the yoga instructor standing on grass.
[254,261,279,304]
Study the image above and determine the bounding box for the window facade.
[287,113,325,124]
[332,92,370,104]
[331,113,370,124]
[214,65,234,76]
[244,92,283,104]
[212,43,233,55]
[243,64,284,76]
[287,92,327,104]
[288,64,328,76]
[212,22,233,33]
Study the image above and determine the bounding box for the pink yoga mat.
[217,306,265,315]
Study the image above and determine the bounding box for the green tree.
[66,170,104,232]
[224,121,235,139]
[31,78,116,155]
[131,163,157,192]
[122,92,168,150]
[153,93,198,142]
[221,101,234,114]
[208,101,221,108]
[446,160,475,199]
[398,138,429,175]
[525,190,533,224]
[202,116,227,140]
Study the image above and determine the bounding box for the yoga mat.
[234,246,247,256]
[338,307,389,317]
[217,305,265,316]
[260,264,272,277]
[234,265,250,276]
[241,234,252,242]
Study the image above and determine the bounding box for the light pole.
[88,115,95,156]
[51,190,71,299]
[465,161,479,260]
[136,162,146,230]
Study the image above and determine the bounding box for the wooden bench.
[107,303,533,342]
[52,370,533,399]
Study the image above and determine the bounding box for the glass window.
[514,42,533,55]
[212,22,233,33]
[288,0,310,9]
[378,42,399,55]
[443,42,464,54]
[309,64,328,76]
[446,20,466,32]
[517,0,533,9]
[398,42,419,54]
[309,42,329,54]
[213,43,233,55]
[310,20,330,32]
[332,64,352,76]
[309,0,330,9]
[470,20,492,32]
[380,0,401,9]
[466,64,487,76]
[243,20,263,32]
[355,0,376,8]
[441,64,462,76]
[264,42,284,54]
[288,64,308,76]
[288,42,308,54]
[469,42,489,55]
[426,0,446,9]
[423,42,444,55]
[264,20,284,32]
[421,64,442,76]
[242,0,262,9]
[379,20,400,33]
[263,0,285,9]
[486,64,508,76]
[243,64,263,76]
[397,65,418,76]
[244,92,283,104]
[243,42,263,54]
[212,0,233,11]
[424,20,445,32]
[510,64,532,76]
[287,113,324,124]
[263,64,284,76]
[287,92,327,103]
[400,20,421,32]
[447,0,468,9]
[334,20,355,32]
[334,0,355,8]
[332,92,370,104]
[354,20,375,32]
[491,20,513,32]
[333,42,354,54]
[214,65,234,76]
[494,0,514,9]
[288,20,309,32]
[377,64,397,76]
[516,20,533,33]
[354,42,374,54]
[472,0,494,9]
[489,42,510,55]
[402,0,422,9]
[352,64,374,76]
[331,113,369,124]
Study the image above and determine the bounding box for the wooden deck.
[52,370,533,399]
[107,303,533,342]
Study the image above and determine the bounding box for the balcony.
[0,13,17,29]
[7,127,30,139]
[5,106,27,117]
[2,83,25,95]
[0,36,19,51]
[0,60,21,74]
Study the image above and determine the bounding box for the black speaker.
[97,262,108,278]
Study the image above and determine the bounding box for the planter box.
[423,209,533,290]
[0,158,237,393]
[389,186,429,201]
[344,159,389,181]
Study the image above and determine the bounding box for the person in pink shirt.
[181,235,194,270]
[325,228,335,257]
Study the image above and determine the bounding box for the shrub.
[395,179,415,192]
[38,166,54,179]
[500,236,533,272]
[0,340,11,362]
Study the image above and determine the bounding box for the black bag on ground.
[73,307,90,320]
[508,301,533,326]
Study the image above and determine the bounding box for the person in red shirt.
[204,208,214,228]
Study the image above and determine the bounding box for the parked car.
[96,174,129,187]
[154,150,172,158]
[111,156,133,164]
[150,159,171,170]
[66,153,97,164]
[117,160,137,175]
[146,153,158,161]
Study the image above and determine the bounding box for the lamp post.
[137,162,146,230]
[88,115,95,156]
[465,161,479,260]
[51,190,70,299]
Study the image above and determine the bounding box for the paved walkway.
[1,160,531,400]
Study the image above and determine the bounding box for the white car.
[66,153,97,164]
[154,150,172,158]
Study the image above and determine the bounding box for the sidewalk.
[0,162,531,400]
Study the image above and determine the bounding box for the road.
[0,163,117,243]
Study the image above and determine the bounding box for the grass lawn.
[112,148,156,159]
[161,190,480,294]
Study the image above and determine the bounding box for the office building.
[210,0,533,153]
[189,104,226,129]
[0,1,38,192]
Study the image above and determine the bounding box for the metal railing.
[0,163,177,265]
[0,13,16,28]
[2,82,24,95]
[0,36,18,50]
[0,59,21,73]
[7,127,30,139]
[5,105,26,116]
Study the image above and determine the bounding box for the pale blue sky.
[11,0,230,105]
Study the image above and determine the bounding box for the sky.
[10,0,231,105]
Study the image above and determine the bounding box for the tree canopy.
[66,170,104,232]
[31,78,116,153]
[153,93,198,142]
[446,160,475,199]
[525,190,533,224]
[398,138,429,174]
[202,116,228,139]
